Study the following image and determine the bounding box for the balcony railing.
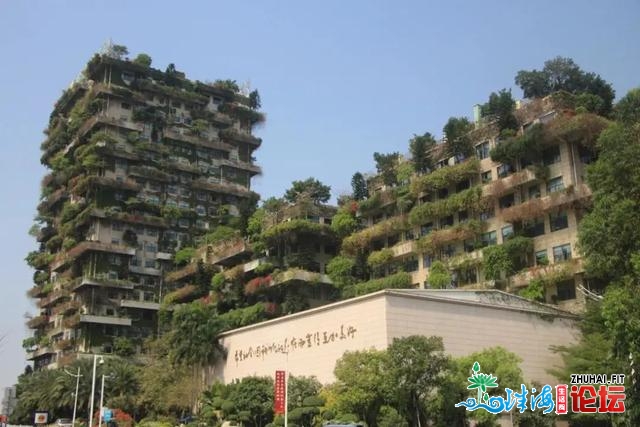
[119,299,161,310]
[483,168,537,198]
[80,314,132,326]
[38,289,70,308]
[27,345,55,360]
[204,237,252,266]
[219,128,262,146]
[509,258,584,289]
[52,241,136,271]
[501,184,592,223]
[52,300,82,316]
[73,276,135,291]
[27,315,49,329]
[163,128,234,152]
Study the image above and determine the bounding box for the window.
[547,177,564,194]
[145,228,158,237]
[529,185,541,199]
[121,102,131,110]
[535,250,548,266]
[475,141,490,160]
[481,231,497,247]
[178,201,190,209]
[115,191,125,201]
[440,215,454,228]
[404,256,419,272]
[167,185,178,196]
[109,255,121,265]
[130,257,139,266]
[115,159,127,169]
[556,281,576,301]
[543,146,561,166]
[438,188,449,199]
[523,217,545,237]
[458,210,468,223]
[197,192,208,201]
[499,194,515,209]
[421,223,433,236]
[501,225,514,241]
[464,239,476,253]
[481,170,492,183]
[147,195,160,205]
[553,244,572,262]
[145,243,157,253]
[196,220,208,229]
[422,255,432,269]
[497,164,513,178]
[479,207,495,221]
[164,231,177,241]
[405,229,415,240]
[144,259,157,268]
[196,205,206,216]
[550,211,569,232]
[212,97,222,105]
[111,222,123,231]
[166,198,178,207]
[178,218,190,228]
[108,271,118,280]
[208,206,218,216]
[148,182,161,192]
[111,238,120,245]
[456,180,470,192]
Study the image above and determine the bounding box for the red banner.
[274,370,286,415]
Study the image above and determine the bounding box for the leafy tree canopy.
[409,132,436,173]
[373,152,399,186]
[133,53,152,67]
[284,177,331,204]
[443,117,474,158]
[351,172,368,201]
[481,89,518,131]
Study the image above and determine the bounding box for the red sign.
[274,370,286,415]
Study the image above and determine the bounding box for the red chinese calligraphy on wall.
[274,370,286,415]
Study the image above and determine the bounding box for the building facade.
[26,46,264,370]
[211,289,578,387]
[348,96,602,313]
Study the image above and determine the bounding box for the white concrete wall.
[210,292,578,387]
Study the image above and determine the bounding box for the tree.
[249,90,262,110]
[615,87,640,125]
[326,255,356,289]
[427,261,451,288]
[515,57,615,115]
[330,208,358,238]
[209,377,274,427]
[373,152,399,186]
[443,117,473,158]
[133,53,152,67]
[168,302,226,367]
[351,172,368,201]
[284,178,331,204]
[481,89,518,131]
[384,336,449,427]
[111,44,129,60]
[333,349,388,427]
[287,376,322,411]
[409,132,436,173]
[578,123,640,281]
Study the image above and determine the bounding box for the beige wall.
[211,292,578,387]
[384,294,578,385]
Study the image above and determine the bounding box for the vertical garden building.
[26,48,264,370]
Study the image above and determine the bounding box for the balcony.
[190,178,252,198]
[54,338,75,351]
[38,289,70,308]
[52,241,136,271]
[509,258,584,289]
[501,184,592,223]
[77,114,145,139]
[46,323,65,337]
[204,237,252,267]
[219,128,262,147]
[91,176,142,192]
[483,168,537,198]
[52,300,82,316]
[119,299,161,310]
[27,345,56,360]
[80,314,132,327]
[155,252,172,261]
[129,265,162,276]
[27,315,49,329]
[27,285,48,298]
[73,276,135,291]
[271,269,333,287]
[163,128,234,152]
[391,240,417,258]
[219,158,262,176]
[63,314,80,329]
[91,209,168,228]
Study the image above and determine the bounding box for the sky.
[0,0,639,392]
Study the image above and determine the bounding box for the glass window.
[481,231,497,247]
[197,192,208,201]
[475,141,490,160]
[108,271,118,280]
[196,219,208,229]
[523,217,545,237]
[547,177,564,194]
[529,185,541,199]
[499,194,515,209]
[556,281,576,301]
[535,250,548,265]
[196,205,206,216]
[178,201,190,209]
[550,211,569,232]
[111,238,120,245]
[501,225,514,241]
[166,198,178,207]
[481,170,492,183]
[438,188,449,199]
[145,243,157,253]
[178,218,190,228]
[553,244,572,262]
[111,222,123,231]
[404,256,419,272]
[497,164,513,178]
[479,207,495,221]
[543,146,561,166]
[458,210,468,223]
[440,216,454,228]
[144,259,156,268]
[130,257,139,266]
[422,255,432,269]
[456,180,470,192]
[145,228,158,237]
[420,223,433,236]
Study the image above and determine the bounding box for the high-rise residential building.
[25,45,264,370]
[349,95,598,313]
[1,386,17,418]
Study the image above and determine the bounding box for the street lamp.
[63,367,82,427]
[88,355,104,427]
[98,373,113,427]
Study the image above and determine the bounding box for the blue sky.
[1,0,638,391]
